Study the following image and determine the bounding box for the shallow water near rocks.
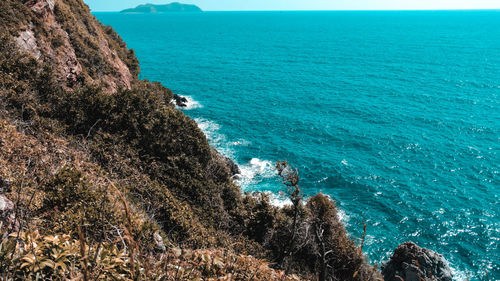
[95,10,499,280]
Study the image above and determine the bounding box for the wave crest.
[236,158,277,189]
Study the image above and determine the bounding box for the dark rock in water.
[223,155,241,177]
[173,94,188,107]
[382,242,453,281]
[0,194,18,238]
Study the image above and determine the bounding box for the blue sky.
[84,0,500,12]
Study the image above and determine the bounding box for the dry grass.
[0,1,383,280]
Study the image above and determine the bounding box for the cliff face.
[6,0,137,92]
[0,1,381,280]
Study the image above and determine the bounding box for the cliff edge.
[0,0,381,280]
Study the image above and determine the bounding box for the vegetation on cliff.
[0,0,381,280]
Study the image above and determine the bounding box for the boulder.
[382,242,453,281]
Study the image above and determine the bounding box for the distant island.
[120,2,202,13]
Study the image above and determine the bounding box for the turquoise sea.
[94,11,499,280]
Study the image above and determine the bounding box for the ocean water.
[94,11,499,280]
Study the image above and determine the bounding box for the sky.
[83,0,500,12]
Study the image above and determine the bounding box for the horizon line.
[91,8,500,13]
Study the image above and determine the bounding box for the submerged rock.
[382,242,453,281]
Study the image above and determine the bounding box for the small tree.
[276,161,303,271]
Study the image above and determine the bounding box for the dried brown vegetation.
[0,0,382,280]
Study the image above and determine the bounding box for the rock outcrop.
[12,0,135,93]
[382,242,453,281]
[0,194,17,238]
[15,28,41,59]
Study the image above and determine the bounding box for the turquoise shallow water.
[94,11,499,280]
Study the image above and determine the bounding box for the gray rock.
[0,194,17,237]
[154,231,167,252]
[15,28,41,59]
[382,242,453,281]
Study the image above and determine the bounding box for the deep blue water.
[94,11,499,280]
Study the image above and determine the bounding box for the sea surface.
[94,10,499,280]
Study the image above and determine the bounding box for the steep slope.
[0,0,381,280]
[2,0,138,92]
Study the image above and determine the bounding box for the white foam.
[450,265,469,281]
[195,117,220,135]
[265,191,293,207]
[336,207,350,225]
[193,118,281,201]
[193,117,353,235]
[230,140,251,146]
[194,118,234,158]
[236,158,277,188]
[175,95,202,110]
[192,118,354,239]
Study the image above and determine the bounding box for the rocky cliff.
[4,0,137,93]
[0,1,385,280]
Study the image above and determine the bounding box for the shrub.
[0,2,383,279]
[40,167,120,241]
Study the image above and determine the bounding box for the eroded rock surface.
[382,242,453,281]
[15,28,41,59]
[14,0,134,93]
